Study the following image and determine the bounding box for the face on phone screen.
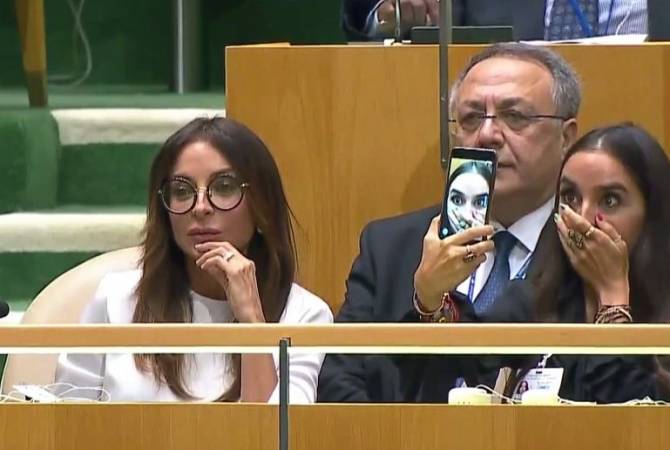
[441,159,494,238]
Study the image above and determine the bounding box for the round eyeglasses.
[158,175,250,215]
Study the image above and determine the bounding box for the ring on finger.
[222,251,236,262]
[584,226,596,239]
[568,229,585,250]
[462,245,477,263]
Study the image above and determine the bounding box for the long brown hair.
[133,117,298,399]
[505,123,670,399]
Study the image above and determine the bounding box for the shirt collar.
[491,198,554,253]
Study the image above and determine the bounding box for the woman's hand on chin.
[195,241,266,323]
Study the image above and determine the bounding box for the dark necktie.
[545,0,599,40]
[474,231,517,315]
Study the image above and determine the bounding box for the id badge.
[513,368,564,401]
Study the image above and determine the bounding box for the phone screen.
[439,148,496,240]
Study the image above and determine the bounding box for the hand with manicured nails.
[414,216,495,311]
[195,242,265,323]
[555,204,630,306]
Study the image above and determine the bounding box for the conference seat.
[0,246,141,394]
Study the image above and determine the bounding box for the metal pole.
[439,0,453,168]
[394,0,402,42]
[172,0,202,93]
[173,0,185,93]
[278,337,291,450]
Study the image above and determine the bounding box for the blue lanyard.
[467,252,533,302]
[566,0,617,38]
[604,0,616,35]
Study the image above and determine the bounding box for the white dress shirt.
[455,198,554,303]
[545,0,648,36]
[55,270,333,403]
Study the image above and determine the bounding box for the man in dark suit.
[343,0,545,41]
[343,0,647,41]
[317,42,581,402]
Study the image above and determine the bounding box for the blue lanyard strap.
[566,0,617,38]
[568,0,596,37]
[604,0,616,35]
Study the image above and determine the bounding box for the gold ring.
[584,226,596,239]
[462,245,476,263]
[568,229,585,250]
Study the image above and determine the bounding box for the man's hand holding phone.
[415,147,497,310]
[414,216,494,311]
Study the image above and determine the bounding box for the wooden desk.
[225,43,670,312]
[1,403,668,450]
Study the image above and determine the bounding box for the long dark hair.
[133,117,298,399]
[449,161,493,185]
[506,123,670,398]
[531,123,670,323]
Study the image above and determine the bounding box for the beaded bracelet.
[413,291,459,323]
[594,304,633,324]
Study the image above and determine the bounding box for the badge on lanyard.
[512,354,564,402]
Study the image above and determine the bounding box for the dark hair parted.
[133,117,298,399]
[449,161,493,185]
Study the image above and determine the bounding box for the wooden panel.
[1,403,669,450]
[225,44,670,313]
[226,45,442,314]
[2,323,670,352]
[53,404,278,450]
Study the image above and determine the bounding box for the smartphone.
[438,147,497,240]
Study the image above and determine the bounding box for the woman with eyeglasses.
[56,117,333,402]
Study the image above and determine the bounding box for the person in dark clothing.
[343,0,647,41]
[318,43,580,402]
[412,123,670,403]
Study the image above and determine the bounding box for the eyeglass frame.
[157,174,250,215]
[448,111,570,134]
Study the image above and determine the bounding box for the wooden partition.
[226,43,670,313]
[1,403,668,450]
[2,323,670,350]
[5,323,670,393]
[2,324,670,449]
